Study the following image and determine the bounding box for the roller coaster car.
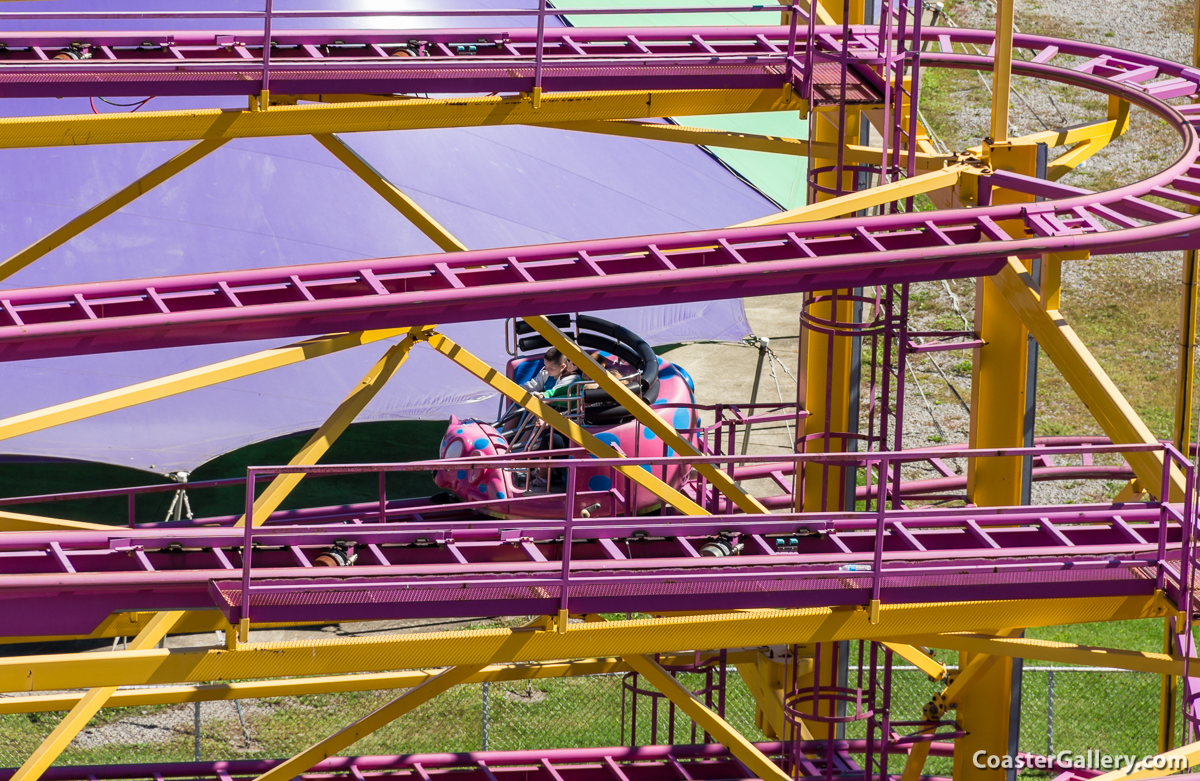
[434,315,698,519]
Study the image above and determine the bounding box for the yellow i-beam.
[424,331,708,516]
[252,665,485,781]
[9,611,185,781]
[0,329,409,444]
[237,328,427,529]
[524,316,767,514]
[623,653,791,781]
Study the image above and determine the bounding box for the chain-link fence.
[0,673,764,768]
[0,663,1174,771]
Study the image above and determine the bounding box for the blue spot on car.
[673,408,690,430]
[643,427,656,440]
[456,470,467,480]
[496,492,506,499]
[589,475,612,491]
[473,437,490,450]
[593,432,621,457]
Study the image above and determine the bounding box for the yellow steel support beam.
[253,664,485,781]
[734,164,972,228]
[899,731,935,781]
[0,510,111,532]
[984,118,1127,154]
[0,596,1166,694]
[0,139,227,282]
[525,316,767,513]
[0,89,805,150]
[1044,99,1130,180]
[970,144,1038,507]
[0,329,408,443]
[951,648,1012,781]
[1160,617,1178,753]
[424,331,708,516]
[880,643,948,681]
[22,330,422,754]
[0,651,756,715]
[1087,740,1200,781]
[899,632,1199,677]
[1175,1,1200,470]
[734,655,810,741]
[314,134,468,252]
[537,119,949,170]
[623,653,790,781]
[797,106,859,513]
[993,257,1187,499]
[236,329,425,531]
[10,610,183,781]
[990,0,1016,143]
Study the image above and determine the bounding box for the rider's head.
[543,347,577,378]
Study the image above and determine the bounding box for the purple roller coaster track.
[4,0,1200,779]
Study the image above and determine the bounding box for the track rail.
[0,498,1181,637]
[0,27,843,99]
[1,28,1200,360]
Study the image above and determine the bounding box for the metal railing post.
[240,470,256,641]
[261,0,274,100]
[559,462,577,629]
[533,0,548,101]
[378,471,387,523]
[1046,668,1055,756]
[871,455,888,607]
[784,0,800,84]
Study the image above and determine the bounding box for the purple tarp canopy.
[0,0,778,473]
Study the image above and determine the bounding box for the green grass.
[0,674,767,767]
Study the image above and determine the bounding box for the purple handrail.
[231,440,1194,633]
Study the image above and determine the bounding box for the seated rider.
[521,347,574,395]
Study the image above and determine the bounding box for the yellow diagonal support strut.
[424,331,708,516]
[734,164,973,228]
[1087,739,1200,781]
[237,328,427,529]
[252,664,485,781]
[314,134,468,253]
[0,510,112,533]
[993,258,1187,499]
[880,643,947,681]
[899,632,1198,677]
[0,329,409,444]
[10,611,184,781]
[0,139,227,283]
[622,653,790,781]
[0,597,1166,695]
[536,120,952,170]
[0,652,755,715]
[18,330,424,766]
[525,316,767,514]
